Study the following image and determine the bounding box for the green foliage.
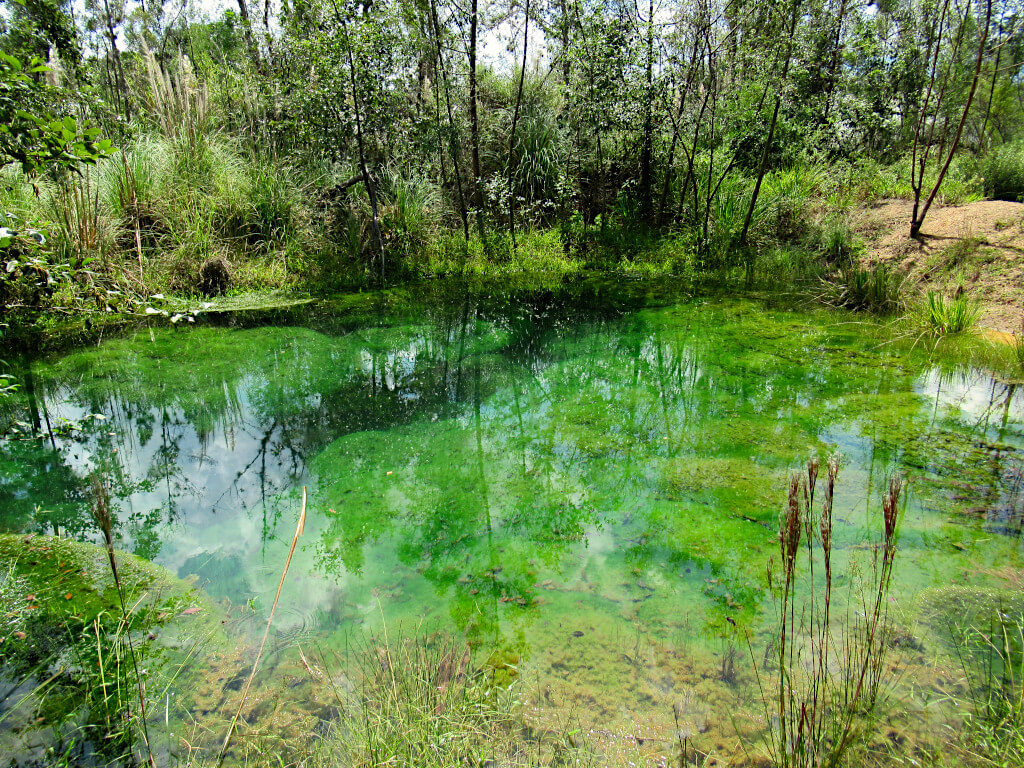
[822,263,909,314]
[981,141,1024,202]
[0,52,111,176]
[918,290,980,335]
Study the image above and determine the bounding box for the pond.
[2,277,1023,762]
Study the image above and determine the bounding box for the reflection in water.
[2,281,1023,736]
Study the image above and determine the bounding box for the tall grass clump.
[749,457,904,768]
[761,165,824,243]
[956,609,1024,768]
[1013,325,1024,376]
[380,168,442,266]
[312,633,566,768]
[96,137,172,224]
[47,175,119,275]
[821,263,909,314]
[919,290,980,335]
[805,216,857,264]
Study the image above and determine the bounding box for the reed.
[49,176,108,271]
[749,457,904,768]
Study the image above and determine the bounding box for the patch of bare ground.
[851,198,1024,334]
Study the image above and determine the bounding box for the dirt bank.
[852,199,1024,333]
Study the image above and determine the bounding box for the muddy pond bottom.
[3,278,1023,760]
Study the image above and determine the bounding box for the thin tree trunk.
[738,0,801,246]
[469,0,484,237]
[911,0,993,238]
[339,15,385,279]
[507,0,530,253]
[822,0,849,120]
[428,0,470,242]
[639,0,655,223]
[101,0,130,121]
[235,0,263,70]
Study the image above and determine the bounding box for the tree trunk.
[507,0,530,252]
[235,0,263,71]
[911,0,992,238]
[638,0,655,223]
[469,0,484,235]
[738,0,801,246]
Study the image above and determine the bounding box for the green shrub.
[981,141,1024,202]
[806,216,857,264]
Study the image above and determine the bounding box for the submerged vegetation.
[1,283,1023,767]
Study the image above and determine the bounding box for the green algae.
[0,533,218,764]
[2,279,1024,762]
[659,456,783,520]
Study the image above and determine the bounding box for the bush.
[981,141,1024,202]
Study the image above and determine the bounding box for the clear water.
[2,278,1023,753]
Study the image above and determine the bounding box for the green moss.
[659,456,784,519]
[0,532,208,643]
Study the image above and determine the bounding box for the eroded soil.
[852,198,1024,333]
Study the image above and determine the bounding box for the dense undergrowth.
[0,126,1001,352]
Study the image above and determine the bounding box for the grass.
[957,611,1024,768]
[312,635,527,768]
[918,290,980,335]
[748,457,904,768]
[923,586,1024,768]
[0,529,208,766]
[821,262,910,314]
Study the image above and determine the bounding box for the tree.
[909,0,994,238]
[0,51,111,176]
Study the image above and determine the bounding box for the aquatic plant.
[309,630,585,768]
[749,457,904,768]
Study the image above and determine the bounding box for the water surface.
[3,278,1023,754]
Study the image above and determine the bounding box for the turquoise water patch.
[2,280,1023,753]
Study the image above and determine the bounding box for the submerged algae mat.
[2,280,1024,761]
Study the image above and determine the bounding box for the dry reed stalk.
[216,486,307,767]
[758,456,905,768]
